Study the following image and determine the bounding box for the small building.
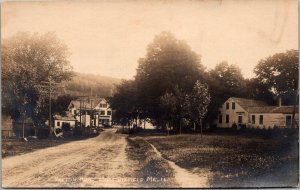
[217,97,299,129]
[53,113,77,130]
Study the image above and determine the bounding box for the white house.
[93,98,112,126]
[53,113,77,129]
[217,97,299,129]
[67,98,112,127]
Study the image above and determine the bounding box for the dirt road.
[2,128,210,188]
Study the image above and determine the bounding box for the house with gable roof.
[67,98,112,127]
[217,97,299,129]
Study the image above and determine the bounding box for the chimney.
[277,97,282,107]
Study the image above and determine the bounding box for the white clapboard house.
[67,98,112,127]
[217,97,299,129]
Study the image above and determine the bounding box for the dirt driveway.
[2,128,210,188]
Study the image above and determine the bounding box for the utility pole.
[79,97,82,128]
[77,96,88,128]
[35,79,62,136]
[49,79,52,135]
[90,99,93,127]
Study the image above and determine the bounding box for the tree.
[244,78,275,104]
[205,62,246,125]
[2,32,73,127]
[135,31,205,126]
[254,49,298,100]
[109,80,139,127]
[52,94,77,115]
[185,81,211,135]
[159,85,187,131]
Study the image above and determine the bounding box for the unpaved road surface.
[2,128,210,188]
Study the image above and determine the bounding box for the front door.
[286,115,292,127]
[238,115,243,124]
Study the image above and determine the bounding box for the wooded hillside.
[63,72,122,98]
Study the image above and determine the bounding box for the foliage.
[243,78,275,104]
[2,32,73,126]
[159,86,187,130]
[134,31,206,126]
[185,81,211,128]
[205,62,246,124]
[52,94,77,115]
[109,80,139,125]
[254,49,298,96]
[64,72,121,98]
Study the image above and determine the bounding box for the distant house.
[93,98,112,126]
[67,98,112,127]
[217,97,299,129]
[53,113,77,130]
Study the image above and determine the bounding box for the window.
[57,121,60,126]
[226,115,229,123]
[100,110,105,115]
[259,115,263,125]
[286,115,292,127]
[232,102,235,110]
[238,115,243,123]
[103,104,107,108]
[219,115,222,123]
[226,103,229,110]
[252,115,255,124]
[107,111,112,115]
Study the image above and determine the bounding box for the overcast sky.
[1,0,298,79]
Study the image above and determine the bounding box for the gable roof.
[68,98,109,110]
[247,106,277,113]
[230,97,298,114]
[233,97,268,109]
[271,106,299,114]
[54,113,76,121]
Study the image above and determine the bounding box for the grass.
[2,137,88,158]
[126,137,178,188]
[145,132,299,188]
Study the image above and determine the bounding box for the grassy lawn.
[2,137,87,158]
[145,132,299,188]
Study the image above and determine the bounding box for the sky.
[1,0,298,79]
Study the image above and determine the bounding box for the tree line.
[109,31,298,132]
[2,32,74,127]
[2,32,122,129]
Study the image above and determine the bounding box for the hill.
[62,72,123,98]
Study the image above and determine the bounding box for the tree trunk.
[179,119,182,135]
[200,118,203,140]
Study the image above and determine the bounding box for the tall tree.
[205,62,246,124]
[185,81,211,127]
[2,32,73,126]
[135,31,205,126]
[159,85,186,131]
[254,49,298,100]
[109,80,139,126]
